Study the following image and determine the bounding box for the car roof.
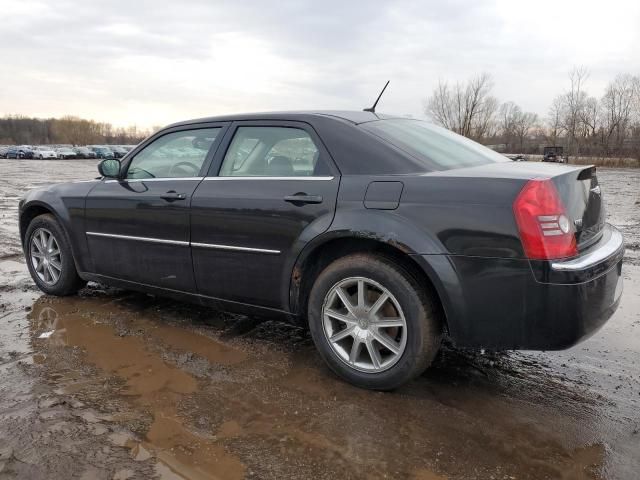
[166,110,403,128]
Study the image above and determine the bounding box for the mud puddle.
[7,288,630,479]
[30,296,247,479]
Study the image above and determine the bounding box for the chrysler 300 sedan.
[18,111,624,390]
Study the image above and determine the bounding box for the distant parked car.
[55,147,77,159]
[543,146,567,163]
[73,147,97,159]
[5,147,19,159]
[90,146,115,159]
[7,146,35,159]
[33,146,58,159]
[110,146,128,159]
[0,146,8,158]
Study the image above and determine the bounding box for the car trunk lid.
[551,165,605,251]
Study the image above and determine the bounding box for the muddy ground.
[0,159,638,480]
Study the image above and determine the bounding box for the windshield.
[361,119,509,171]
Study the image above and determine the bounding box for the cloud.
[0,0,638,127]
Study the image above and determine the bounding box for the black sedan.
[73,146,98,159]
[90,146,115,159]
[110,146,128,158]
[18,111,624,390]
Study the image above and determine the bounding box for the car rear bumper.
[423,224,624,350]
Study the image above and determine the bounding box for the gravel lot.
[0,160,638,479]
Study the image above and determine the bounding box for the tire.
[307,254,442,390]
[24,214,86,296]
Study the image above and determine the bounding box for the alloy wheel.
[30,228,63,285]
[322,276,407,373]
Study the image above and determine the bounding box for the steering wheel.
[168,161,200,177]
[127,167,155,179]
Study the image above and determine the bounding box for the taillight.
[513,179,577,260]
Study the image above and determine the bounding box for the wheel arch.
[19,201,64,247]
[19,199,89,275]
[289,233,455,335]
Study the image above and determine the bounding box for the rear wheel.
[25,214,86,296]
[308,254,442,390]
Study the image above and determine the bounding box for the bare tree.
[579,97,600,141]
[600,74,637,155]
[499,101,519,150]
[513,111,538,152]
[473,95,499,139]
[546,95,565,146]
[425,73,498,140]
[499,101,537,152]
[425,81,455,131]
[563,66,589,155]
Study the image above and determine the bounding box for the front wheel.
[25,214,86,296]
[308,254,442,390]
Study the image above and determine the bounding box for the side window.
[126,128,220,179]
[219,126,329,177]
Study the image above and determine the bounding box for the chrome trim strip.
[203,176,334,181]
[191,242,280,254]
[551,227,624,272]
[86,232,189,246]
[104,177,204,183]
[86,232,280,254]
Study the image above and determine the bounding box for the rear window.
[361,119,509,171]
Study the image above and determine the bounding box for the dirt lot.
[0,160,638,480]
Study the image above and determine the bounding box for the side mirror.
[98,159,121,178]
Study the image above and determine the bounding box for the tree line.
[425,68,640,159]
[0,115,158,146]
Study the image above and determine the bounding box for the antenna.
[363,81,390,113]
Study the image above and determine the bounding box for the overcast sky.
[1,0,639,128]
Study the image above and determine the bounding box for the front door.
[85,125,226,291]
[191,122,340,310]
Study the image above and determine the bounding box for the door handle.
[160,191,187,201]
[283,193,323,205]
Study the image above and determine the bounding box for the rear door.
[190,121,340,310]
[85,124,227,291]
